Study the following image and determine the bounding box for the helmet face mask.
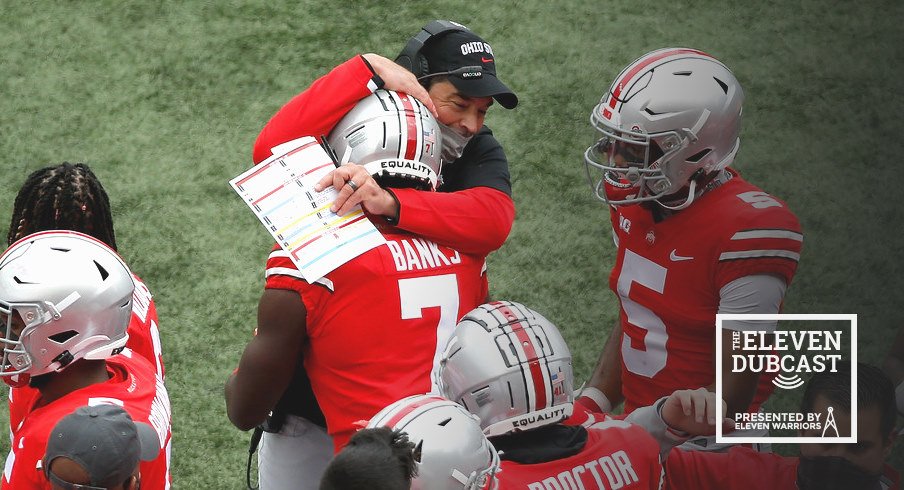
[0,300,59,384]
[367,395,500,490]
[587,126,672,201]
[328,89,444,191]
[0,231,134,387]
[584,48,744,209]
[438,301,574,437]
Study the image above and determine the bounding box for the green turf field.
[1,1,902,486]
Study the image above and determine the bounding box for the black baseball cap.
[422,30,518,109]
[43,405,160,487]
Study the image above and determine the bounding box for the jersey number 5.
[617,250,668,378]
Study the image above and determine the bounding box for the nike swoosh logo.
[669,249,694,261]
[481,57,493,63]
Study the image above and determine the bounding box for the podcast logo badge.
[715,314,857,444]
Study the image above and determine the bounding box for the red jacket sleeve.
[253,56,378,164]
[389,186,514,255]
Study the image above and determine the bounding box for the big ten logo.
[619,215,631,233]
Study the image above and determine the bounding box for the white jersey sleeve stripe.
[265,267,334,291]
[718,250,801,262]
[265,267,305,280]
[268,249,290,260]
[731,229,803,241]
[313,277,335,292]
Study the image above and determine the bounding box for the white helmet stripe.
[409,94,425,164]
[383,90,407,161]
[604,47,711,120]
[396,92,421,163]
[493,302,551,412]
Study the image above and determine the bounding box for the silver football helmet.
[367,394,500,490]
[584,48,744,209]
[438,301,574,437]
[0,231,134,387]
[328,89,443,190]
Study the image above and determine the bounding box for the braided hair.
[7,162,117,250]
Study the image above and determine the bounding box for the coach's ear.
[882,427,897,460]
[125,474,139,490]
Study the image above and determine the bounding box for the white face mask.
[440,123,473,164]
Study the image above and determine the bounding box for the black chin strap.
[651,169,731,220]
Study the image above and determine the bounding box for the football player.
[437,301,731,489]
[0,231,172,489]
[319,427,417,490]
[6,162,165,443]
[225,91,490,488]
[364,394,501,490]
[579,48,803,449]
[665,363,900,489]
[243,21,518,488]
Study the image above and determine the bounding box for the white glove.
[575,386,613,413]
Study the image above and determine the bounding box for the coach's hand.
[315,163,400,220]
[362,53,438,117]
[660,388,734,437]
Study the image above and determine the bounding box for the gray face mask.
[440,123,473,164]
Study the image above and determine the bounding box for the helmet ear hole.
[412,440,424,463]
[93,260,109,280]
[713,76,729,94]
[48,330,78,344]
[686,149,711,163]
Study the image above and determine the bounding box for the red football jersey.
[497,420,663,489]
[664,447,795,490]
[665,446,900,490]
[609,170,802,413]
[125,274,166,380]
[2,352,172,489]
[8,273,165,435]
[265,226,489,451]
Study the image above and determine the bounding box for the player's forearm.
[225,373,269,431]
[227,291,309,431]
[390,186,514,255]
[225,357,295,431]
[253,55,376,164]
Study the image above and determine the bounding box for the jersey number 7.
[398,274,459,392]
